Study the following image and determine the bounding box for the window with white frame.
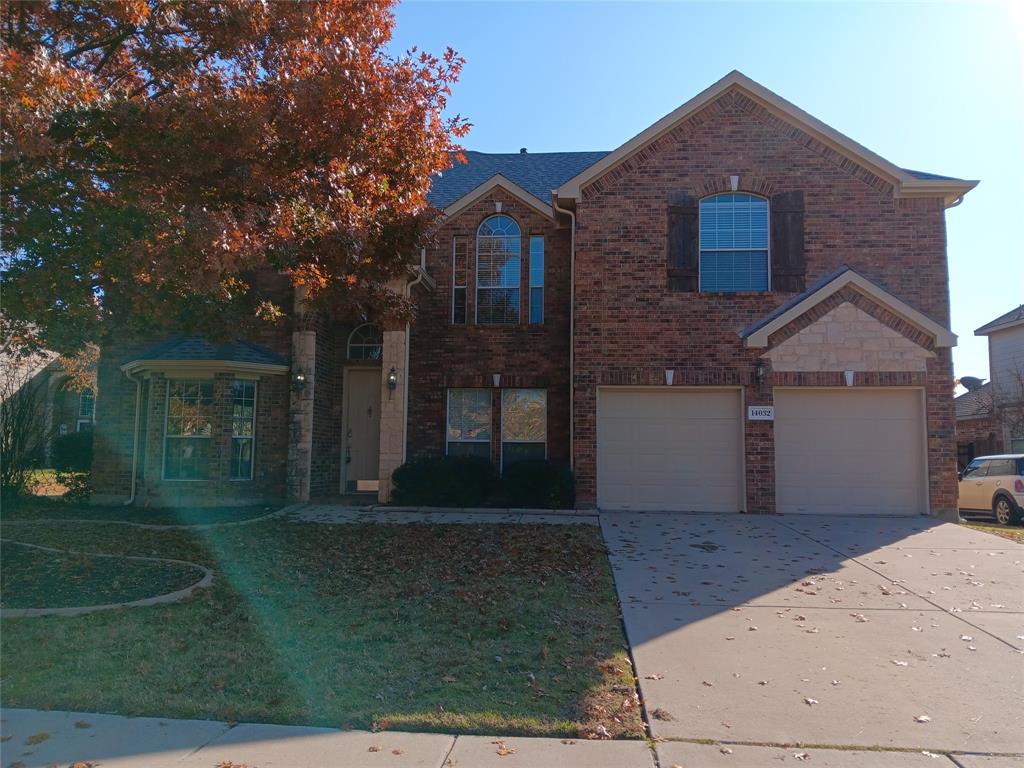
[347,323,383,360]
[164,379,213,480]
[446,388,491,458]
[77,387,95,431]
[230,379,257,480]
[476,215,521,324]
[699,193,769,293]
[529,235,544,324]
[501,389,546,467]
[452,235,468,324]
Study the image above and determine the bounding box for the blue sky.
[390,0,1023,385]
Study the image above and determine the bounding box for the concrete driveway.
[602,513,1024,755]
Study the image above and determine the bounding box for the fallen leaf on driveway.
[493,740,517,756]
[891,660,909,666]
[804,697,819,706]
[914,714,932,723]
[644,673,664,680]
[702,680,714,687]
[651,708,675,721]
[719,746,733,754]
[795,753,810,760]
[960,635,973,641]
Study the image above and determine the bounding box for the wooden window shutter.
[667,192,698,292]
[770,191,805,292]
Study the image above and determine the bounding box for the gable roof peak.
[554,71,977,207]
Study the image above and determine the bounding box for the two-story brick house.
[91,71,976,517]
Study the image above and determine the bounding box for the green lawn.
[1,540,204,609]
[962,521,1024,544]
[0,503,642,738]
[2,496,276,526]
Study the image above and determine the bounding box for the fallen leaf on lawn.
[914,715,932,723]
[493,740,517,756]
[804,697,819,706]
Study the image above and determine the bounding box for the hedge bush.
[501,459,574,509]
[391,455,498,507]
[51,430,93,472]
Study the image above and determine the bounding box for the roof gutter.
[552,196,577,470]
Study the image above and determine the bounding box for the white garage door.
[774,388,926,516]
[597,388,742,512]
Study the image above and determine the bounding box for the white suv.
[958,454,1024,525]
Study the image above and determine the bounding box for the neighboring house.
[956,305,1024,464]
[91,71,977,517]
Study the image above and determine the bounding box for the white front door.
[596,388,743,512]
[344,368,381,492]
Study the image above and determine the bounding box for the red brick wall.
[572,90,956,516]
[407,188,571,466]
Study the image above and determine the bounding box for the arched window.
[347,324,383,360]
[476,215,521,324]
[699,193,769,292]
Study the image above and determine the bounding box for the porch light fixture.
[754,360,767,385]
[387,367,398,391]
[665,369,675,386]
[291,369,308,392]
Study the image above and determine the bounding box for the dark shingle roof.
[131,336,287,367]
[975,304,1024,336]
[901,168,965,182]
[427,151,609,209]
[955,382,993,419]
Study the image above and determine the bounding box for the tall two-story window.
[230,379,257,480]
[699,193,769,293]
[164,379,213,480]
[452,236,468,324]
[529,235,544,325]
[476,215,521,324]
[446,389,491,458]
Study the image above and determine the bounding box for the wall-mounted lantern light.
[665,369,675,386]
[387,367,399,391]
[291,369,308,392]
[754,360,767,385]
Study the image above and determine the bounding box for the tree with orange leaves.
[1,1,468,352]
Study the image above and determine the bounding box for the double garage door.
[596,387,926,515]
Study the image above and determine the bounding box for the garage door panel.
[774,389,925,516]
[597,389,742,512]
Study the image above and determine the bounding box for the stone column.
[287,330,316,502]
[378,323,408,502]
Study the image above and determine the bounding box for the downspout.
[123,368,143,505]
[552,197,577,469]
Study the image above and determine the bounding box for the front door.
[344,368,381,492]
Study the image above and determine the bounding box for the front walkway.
[602,512,1024,757]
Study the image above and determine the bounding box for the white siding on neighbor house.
[988,326,1024,405]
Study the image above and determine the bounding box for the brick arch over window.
[476,214,522,324]
[698,192,770,293]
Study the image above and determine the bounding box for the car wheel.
[993,495,1020,526]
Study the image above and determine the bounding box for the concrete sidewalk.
[4,709,1021,768]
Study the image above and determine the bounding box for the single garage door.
[597,388,742,512]
[774,388,926,516]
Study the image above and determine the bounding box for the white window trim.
[347,323,383,361]
[79,388,96,419]
[499,388,548,472]
[76,419,92,432]
[475,214,522,325]
[452,236,467,324]
[445,388,492,456]
[230,379,258,482]
[698,192,771,294]
[162,379,214,482]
